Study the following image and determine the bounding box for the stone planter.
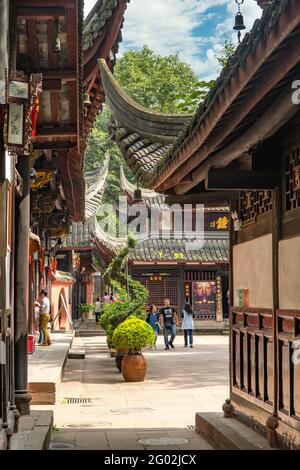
[121,353,147,382]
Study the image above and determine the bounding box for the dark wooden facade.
[0,0,129,450]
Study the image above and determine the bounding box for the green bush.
[112,317,155,353]
[100,237,149,343]
[79,303,95,313]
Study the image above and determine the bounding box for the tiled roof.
[83,0,130,53]
[63,155,110,247]
[94,220,229,263]
[99,0,295,189]
[120,166,229,212]
[85,152,110,219]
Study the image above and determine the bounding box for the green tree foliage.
[216,38,236,68]
[114,45,199,113]
[100,237,149,342]
[176,38,236,113]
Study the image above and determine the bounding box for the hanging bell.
[83,91,91,106]
[53,36,61,53]
[233,11,246,31]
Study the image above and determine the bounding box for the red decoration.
[31,98,40,137]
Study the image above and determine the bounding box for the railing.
[277,310,300,431]
[230,307,300,435]
[230,307,274,412]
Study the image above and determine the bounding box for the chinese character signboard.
[205,212,229,231]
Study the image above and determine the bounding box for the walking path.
[32,330,229,450]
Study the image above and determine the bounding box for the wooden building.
[99,0,300,448]
[0,0,129,450]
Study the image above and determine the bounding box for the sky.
[84,0,262,80]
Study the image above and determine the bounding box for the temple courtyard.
[31,329,229,450]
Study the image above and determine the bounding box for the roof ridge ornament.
[233,0,246,44]
[255,0,273,8]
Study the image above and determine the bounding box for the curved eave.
[120,166,166,204]
[85,153,110,219]
[99,59,192,144]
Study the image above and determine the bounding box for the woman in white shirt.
[181,302,195,348]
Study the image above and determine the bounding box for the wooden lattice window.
[285,147,300,212]
[133,268,179,309]
[240,190,272,223]
[184,271,216,282]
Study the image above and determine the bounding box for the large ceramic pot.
[115,349,128,372]
[121,353,147,382]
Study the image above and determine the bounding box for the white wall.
[233,234,273,308]
[279,236,300,310]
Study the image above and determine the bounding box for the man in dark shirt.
[160,298,179,350]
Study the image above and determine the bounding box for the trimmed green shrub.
[112,317,155,353]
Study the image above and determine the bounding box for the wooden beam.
[33,142,75,150]
[36,127,77,137]
[47,19,58,69]
[43,79,62,91]
[164,191,238,205]
[16,0,74,6]
[27,19,38,70]
[174,82,300,194]
[205,169,280,191]
[50,91,60,126]
[29,70,76,81]
[17,7,66,19]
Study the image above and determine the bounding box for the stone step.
[75,330,106,337]
[68,349,85,359]
[195,412,273,450]
[28,332,74,405]
[10,411,53,450]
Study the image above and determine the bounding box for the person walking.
[160,299,178,350]
[181,302,195,348]
[146,305,160,349]
[103,292,110,305]
[95,297,101,324]
[39,289,51,346]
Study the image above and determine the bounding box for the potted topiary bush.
[100,236,149,370]
[112,317,155,382]
[79,303,95,321]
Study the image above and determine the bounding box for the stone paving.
[32,329,229,450]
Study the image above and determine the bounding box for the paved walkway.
[32,332,229,450]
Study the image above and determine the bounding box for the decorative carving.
[285,147,300,212]
[266,414,279,448]
[31,191,59,215]
[4,71,42,156]
[222,398,234,418]
[30,170,56,190]
[240,190,272,224]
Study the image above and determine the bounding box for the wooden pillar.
[14,156,31,415]
[178,262,185,313]
[272,186,281,415]
[229,199,238,398]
